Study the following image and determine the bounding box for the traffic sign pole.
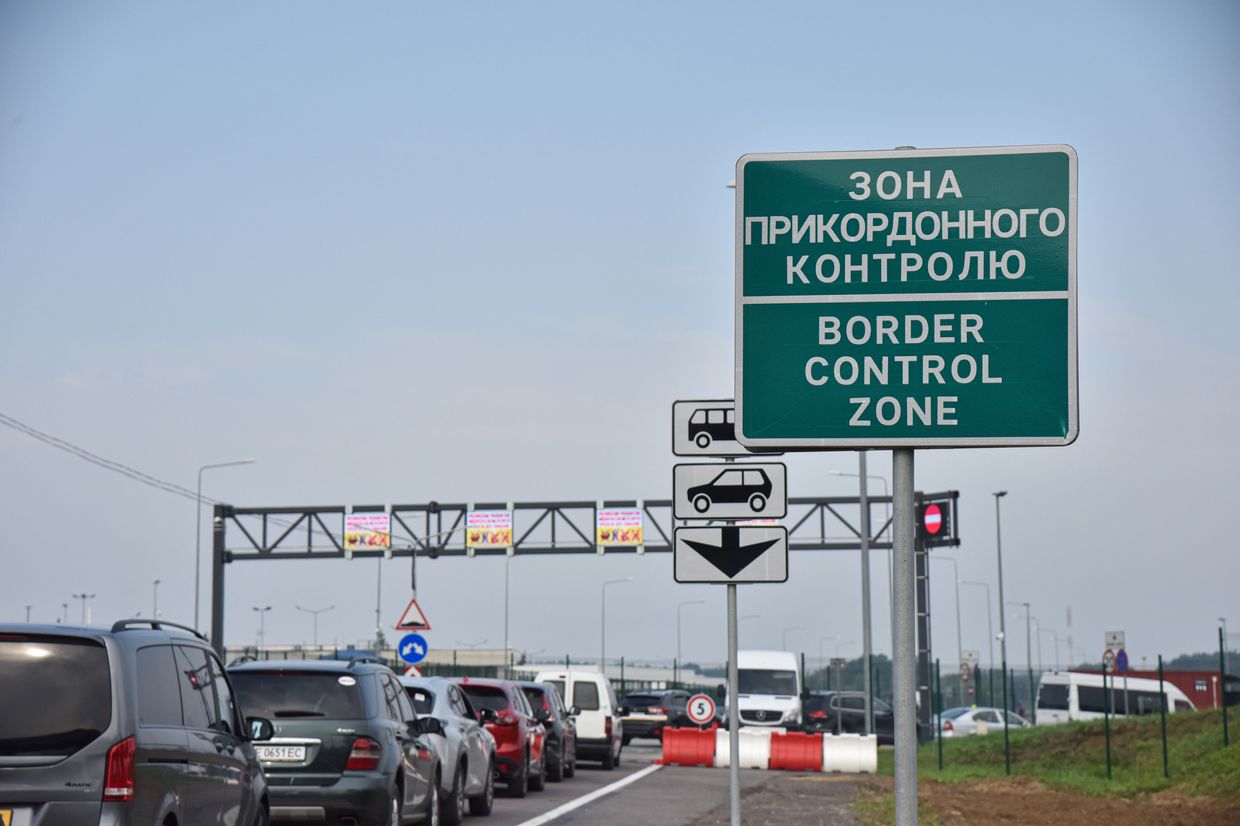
[892,448,918,826]
[727,583,740,826]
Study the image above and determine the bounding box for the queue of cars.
[0,620,629,826]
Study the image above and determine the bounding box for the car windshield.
[941,707,970,720]
[738,669,797,695]
[229,671,366,719]
[0,636,111,756]
[460,685,510,713]
[803,695,830,712]
[522,687,551,713]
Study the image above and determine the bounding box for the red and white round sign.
[923,503,943,535]
[686,693,717,725]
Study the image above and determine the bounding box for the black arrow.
[682,527,779,578]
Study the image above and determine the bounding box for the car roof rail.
[111,618,209,642]
[229,654,260,666]
[346,656,388,668]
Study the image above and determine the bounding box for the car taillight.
[497,710,518,727]
[942,721,954,733]
[657,707,669,715]
[103,737,135,801]
[345,737,382,771]
[809,710,827,719]
[605,717,612,737]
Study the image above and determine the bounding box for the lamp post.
[252,605,272,650]
[993,490,1011,774]
[961,580,995,705]
[1039,626,1061,671]
[931,556,964,705]
[601,578,632,678]
[25,605,32,623]
[782,625,806,652]
[72,593,96,624]
[677,600,705,685]
[1007,601,1033,719]
[152,579,161,620]
[196,459,256,630]
[1222,617,1231,673]
[295,604,334,648]
[61,603,69,623]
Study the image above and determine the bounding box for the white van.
[534,669,624,768]
[1035,670,1195,725]
[728,650,803,729]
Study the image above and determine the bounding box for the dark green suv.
[228,659,442,825]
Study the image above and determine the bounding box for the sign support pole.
[892,448,918,826]
[727,582,741,826]
[859,450,874,736]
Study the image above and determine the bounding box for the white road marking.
[512,763,663,826]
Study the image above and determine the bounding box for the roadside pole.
[892,448,918,826]
[859,451,874,736]
[727,583,740,826]
[1103,664,1112,779]
[1222,627,1231,747]
[1158,655,1169,778]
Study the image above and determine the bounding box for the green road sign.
[734,145,1078,449]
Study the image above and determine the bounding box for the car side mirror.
[414,717,444,737]
[569,706,581,717]
[535,709,551,723]
[478,708,498,725]
[248,717,274,742]
[615,706,629,717]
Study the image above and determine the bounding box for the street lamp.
[1007,601,1033,719]
[195,459,256,630]
[781,626,806,652]
[961,580,995,704]
[72,593,96,624]
[252,605,272,649]
[993,490,1011,774]
[601,578,632,678]
[930,556,964,704]
[152,579,161,620]
[24,605,31,623]
[1039,625,1061,671]
[677,600,705,685]
[295,604,335,648]
[61,602,69,624]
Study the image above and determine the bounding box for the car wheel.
[564,745,576,779]
[749,493,766,512]
[600,746,615,770]
[384,786,401,826]
[424,774,439,826]
[615,743,622,767]
[693,495,711,513]
[547,744,564,782]
[468,757,495,816]
[252,806,269,826]
[440,762,466,826]
[508,754,529,798]
[529,749,547,792]
[695,433,710,449]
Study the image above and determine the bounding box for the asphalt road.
[484,741,781,826]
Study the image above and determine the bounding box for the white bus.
[1035,670,1195,725]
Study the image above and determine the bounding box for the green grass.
[876,708,1239,799]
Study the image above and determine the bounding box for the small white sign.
[674,525,788,584]
[671,400,783,457]
[673,462,787,521]
[1105,630,1125,649]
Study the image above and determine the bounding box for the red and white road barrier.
[658,727,876,774]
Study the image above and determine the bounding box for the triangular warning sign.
[395,597,431,631]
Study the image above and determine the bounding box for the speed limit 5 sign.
[686,693,717,725]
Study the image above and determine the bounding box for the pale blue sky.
[2,1,1237,666]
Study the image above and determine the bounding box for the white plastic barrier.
[713,727,772,769]
[821,733,877,774]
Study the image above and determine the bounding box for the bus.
[1035,670,1195,725]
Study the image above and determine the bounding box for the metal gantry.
[208,492,961,656]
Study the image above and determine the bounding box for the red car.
[453,678,547,798]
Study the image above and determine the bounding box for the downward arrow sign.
[682,527,780,578]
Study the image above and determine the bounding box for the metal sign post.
[727,583,740,826]
[892,449,918,825]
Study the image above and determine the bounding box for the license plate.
[256,745,306,762]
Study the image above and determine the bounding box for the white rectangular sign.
[673,462,787,520]
[674,526,788,584]
[1105,630,1125,649]
[671,399,782,457]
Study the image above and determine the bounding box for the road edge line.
[512,763,663,826]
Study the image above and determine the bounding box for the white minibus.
[1035,670,1195,725]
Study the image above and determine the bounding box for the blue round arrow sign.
[1115,648,1128,674]
[398,633,429,665]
